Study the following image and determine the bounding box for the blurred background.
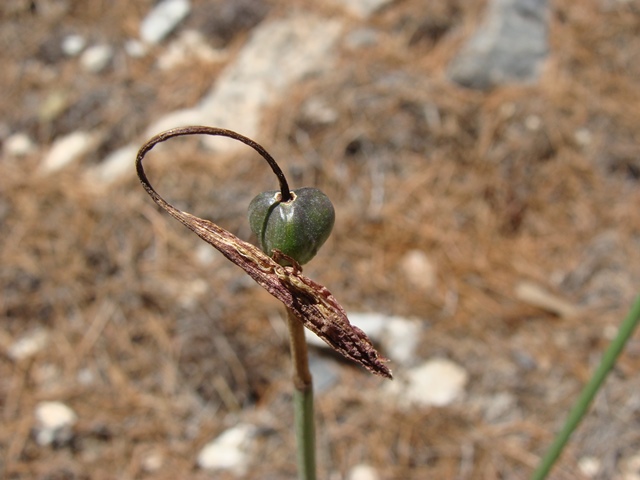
[2,0,640,478]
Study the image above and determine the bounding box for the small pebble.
[348,463,380,480]
[140,0,191,45]
[124,39,148,58]
[42,131,97,173]
[384,317,421,366]
[574,128,592,147]
[388,358,468,408]
[80,44,114,73]
[8,329,49,361]
[34,401,77,446]
[525,114,542,131]
[157,30,224,70]
[401,249,437,293]
[578,456,601,478]
[300,98,339,125]
[89,144,138,184]
[4,132,36,157]
[61,34,86,56]
[197,423,255,474]
[305,312,422,371]
[141,451,164,473]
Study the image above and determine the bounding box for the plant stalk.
[531,295,640,480]
[286,307,316,480]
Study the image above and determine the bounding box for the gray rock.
[309,355,339,393]
[199,15,343,151]
[140,0,191,45]
[106,14,342,185]
[448,0,549,90]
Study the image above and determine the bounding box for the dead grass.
[2,1,640,479]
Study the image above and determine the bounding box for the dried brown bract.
[135,126,392,379]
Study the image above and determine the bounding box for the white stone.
[199,15,343,151]
[300,98,339,125]
[195,243,218,265]
[145,108,205,139]
[197,424,255,474]
[8,329,49,361]
[61,34,86,56]
[384,317,421,366]
[304,311,386,348]
[77,368,94,385]
[125,39,148,58]
[348,463,380,480]
[80,44,114,73]
[140,0,191,45]
[4,132,36,157]
[574,128,592,147]
[141,451,164,472]
[34,401,78,446]
[158,30,225,70]
[42,131,97,173]
[178,279,209,309]
[88,144,138,184]
[525,114,542,131]
[578,456,601,478]
[388,358,468,408]
[400,249,437,293]
[305,312,422,367]
[344,312,389,341]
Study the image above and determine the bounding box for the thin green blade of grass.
[531,295,640,480]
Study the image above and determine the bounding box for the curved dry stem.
[135,126,292,201]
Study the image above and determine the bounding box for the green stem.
[531,296,640,480]
[286,307,316,480]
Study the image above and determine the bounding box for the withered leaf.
[135,127,392,379]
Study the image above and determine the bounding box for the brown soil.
[2,1,640,479]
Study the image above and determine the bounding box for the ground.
[2,0,640,479]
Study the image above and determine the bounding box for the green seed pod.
[248,187,335,266]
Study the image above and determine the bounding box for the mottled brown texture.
[135,127,392,379]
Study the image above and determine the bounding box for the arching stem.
[135,126,292,202]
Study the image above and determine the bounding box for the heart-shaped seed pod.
[248,187,335,266]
